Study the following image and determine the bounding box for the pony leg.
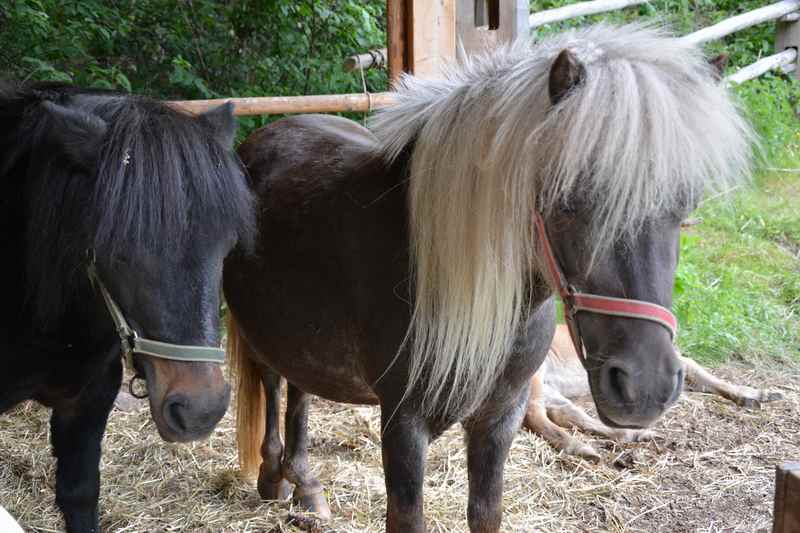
[257,370,291,501]
[522,373,601,460]
[545,393,657,443]
[681,356,782,408]
[50,357,121,533]
[463,388,529,533]
[381,408,429,533]
[281,383,330,520]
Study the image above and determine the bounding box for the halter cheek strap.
[533,212,678,362]
[86,254,226,370]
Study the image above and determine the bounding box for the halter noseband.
[86,253,226,375]
[533,212,677,362]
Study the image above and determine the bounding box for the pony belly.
[280,362,380,405]
[251,339,381,406]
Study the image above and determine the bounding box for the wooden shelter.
[387,0,529,81]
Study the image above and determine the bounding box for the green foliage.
[0,0,388,137]
[733,76,800,167]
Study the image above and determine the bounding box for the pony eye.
[555,200,576,214]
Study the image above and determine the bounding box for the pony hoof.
[737,397,761,409]
[257,477,292,501]
[293,489,332,521]
[631,429,658,442]
[763,391,783,402]
[567,443,601,461]
[577,447,602,461]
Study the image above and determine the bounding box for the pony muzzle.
[590,347,683,429]
[137,355,231,442]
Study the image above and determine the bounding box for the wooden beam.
[681,1,800,46]
[725,48,798,85]
[387,0,409,83]
[168,92,398,116]
[343,48,387,72]
[777,11,800,80]
[410,0,456,79]
[457,0,530,57]
[773,462,800,533]
[529,0,647,29]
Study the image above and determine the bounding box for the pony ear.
[708,53,729,82]
[201,102,237,149]
[41,101,108,169]
[549,49,585,105]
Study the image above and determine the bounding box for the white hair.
[369,23,754,420]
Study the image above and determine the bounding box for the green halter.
[86,255,226,369]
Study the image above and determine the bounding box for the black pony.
[0,82,255,532]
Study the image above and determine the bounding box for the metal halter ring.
[128,373,149,399]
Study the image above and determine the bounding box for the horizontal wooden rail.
[344,48,387,72]
[529,0,647,29]
[681,0,800,46]
[169,92,398,116]
[726,48,798,84]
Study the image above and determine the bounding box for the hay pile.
[1,362,798,532]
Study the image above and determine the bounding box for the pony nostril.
[607,365,636,404]
[164,395,190,433]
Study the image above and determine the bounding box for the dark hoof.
[258,476,292,501]
[294,489,332,521]
[737,397,760,409]
[764,391,783,402]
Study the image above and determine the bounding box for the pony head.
[371,24,753,426]
[20,87,255,441]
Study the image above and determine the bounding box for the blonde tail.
[226,312,265,478]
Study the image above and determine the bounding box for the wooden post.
[409,0,456,79]
[773,462,800,533]
[776,10,800,80]
[456,0,530,57]
[387,0,410,84]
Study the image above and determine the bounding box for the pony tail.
[226,312,265,478]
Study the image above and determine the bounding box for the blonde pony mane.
[369,23,754,419]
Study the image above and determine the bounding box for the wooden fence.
[529,0,800,85]
[169,1,800,116]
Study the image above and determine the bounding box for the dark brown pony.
[224,25,752,532]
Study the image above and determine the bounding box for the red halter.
[533,212,678,362]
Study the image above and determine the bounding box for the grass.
[674,172,800,365]
[673,74,800,366]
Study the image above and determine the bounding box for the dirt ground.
[0,362,798,532]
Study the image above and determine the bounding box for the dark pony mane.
[0,81,255,326]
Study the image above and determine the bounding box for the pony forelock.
[369,23,754,420]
